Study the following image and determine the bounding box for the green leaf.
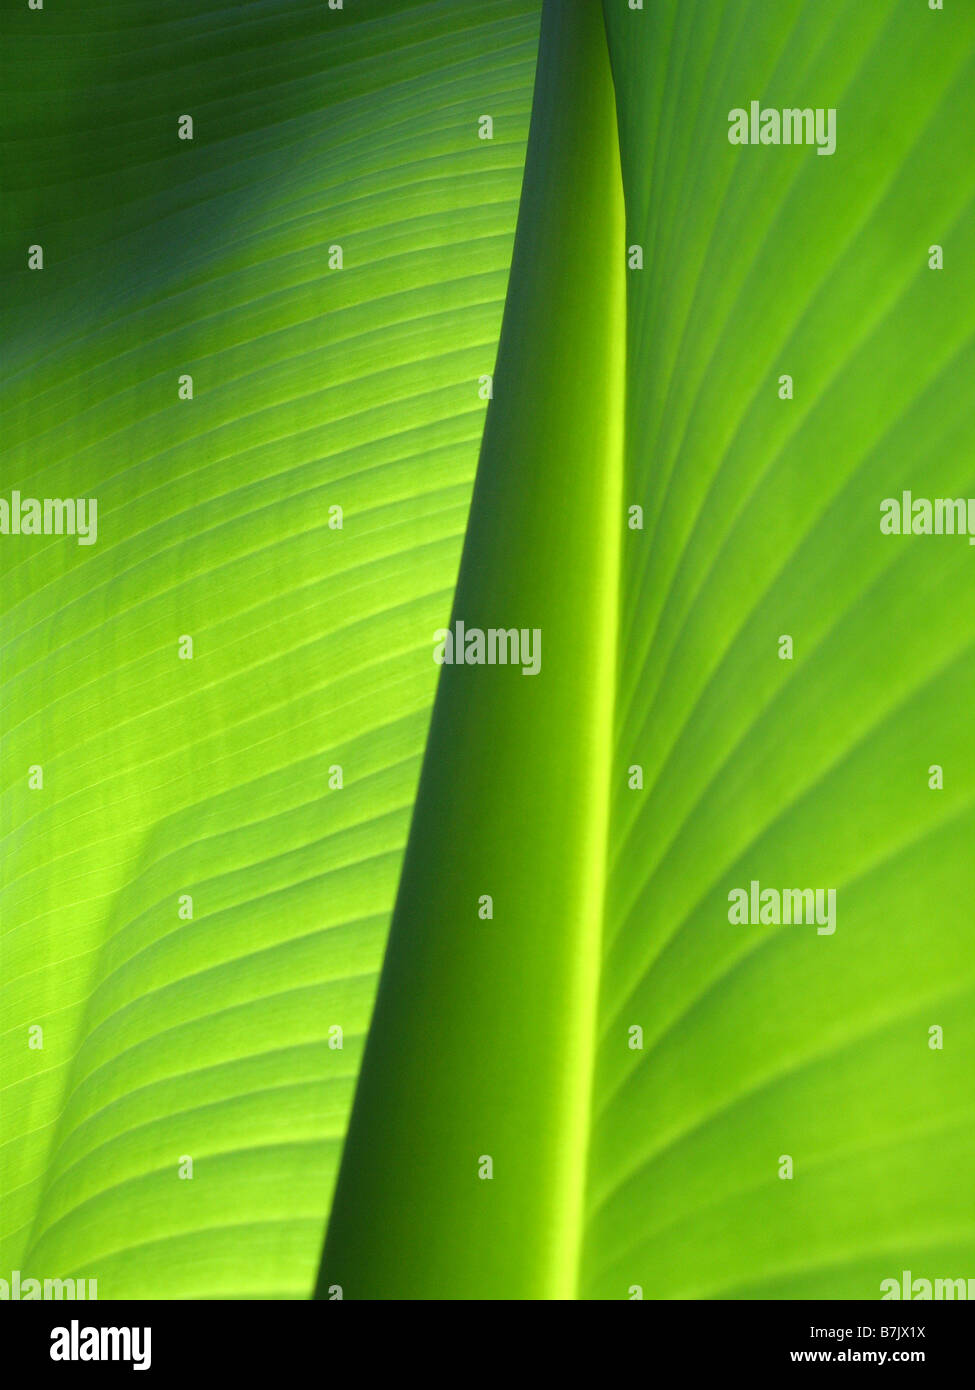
[1,0,540,1299]
[319,0,625,1300]
[320,0,975,1299]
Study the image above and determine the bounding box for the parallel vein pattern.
[586,0,975,1299]
[0,0,539,1298]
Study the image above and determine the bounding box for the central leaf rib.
[317,0,625,1300]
